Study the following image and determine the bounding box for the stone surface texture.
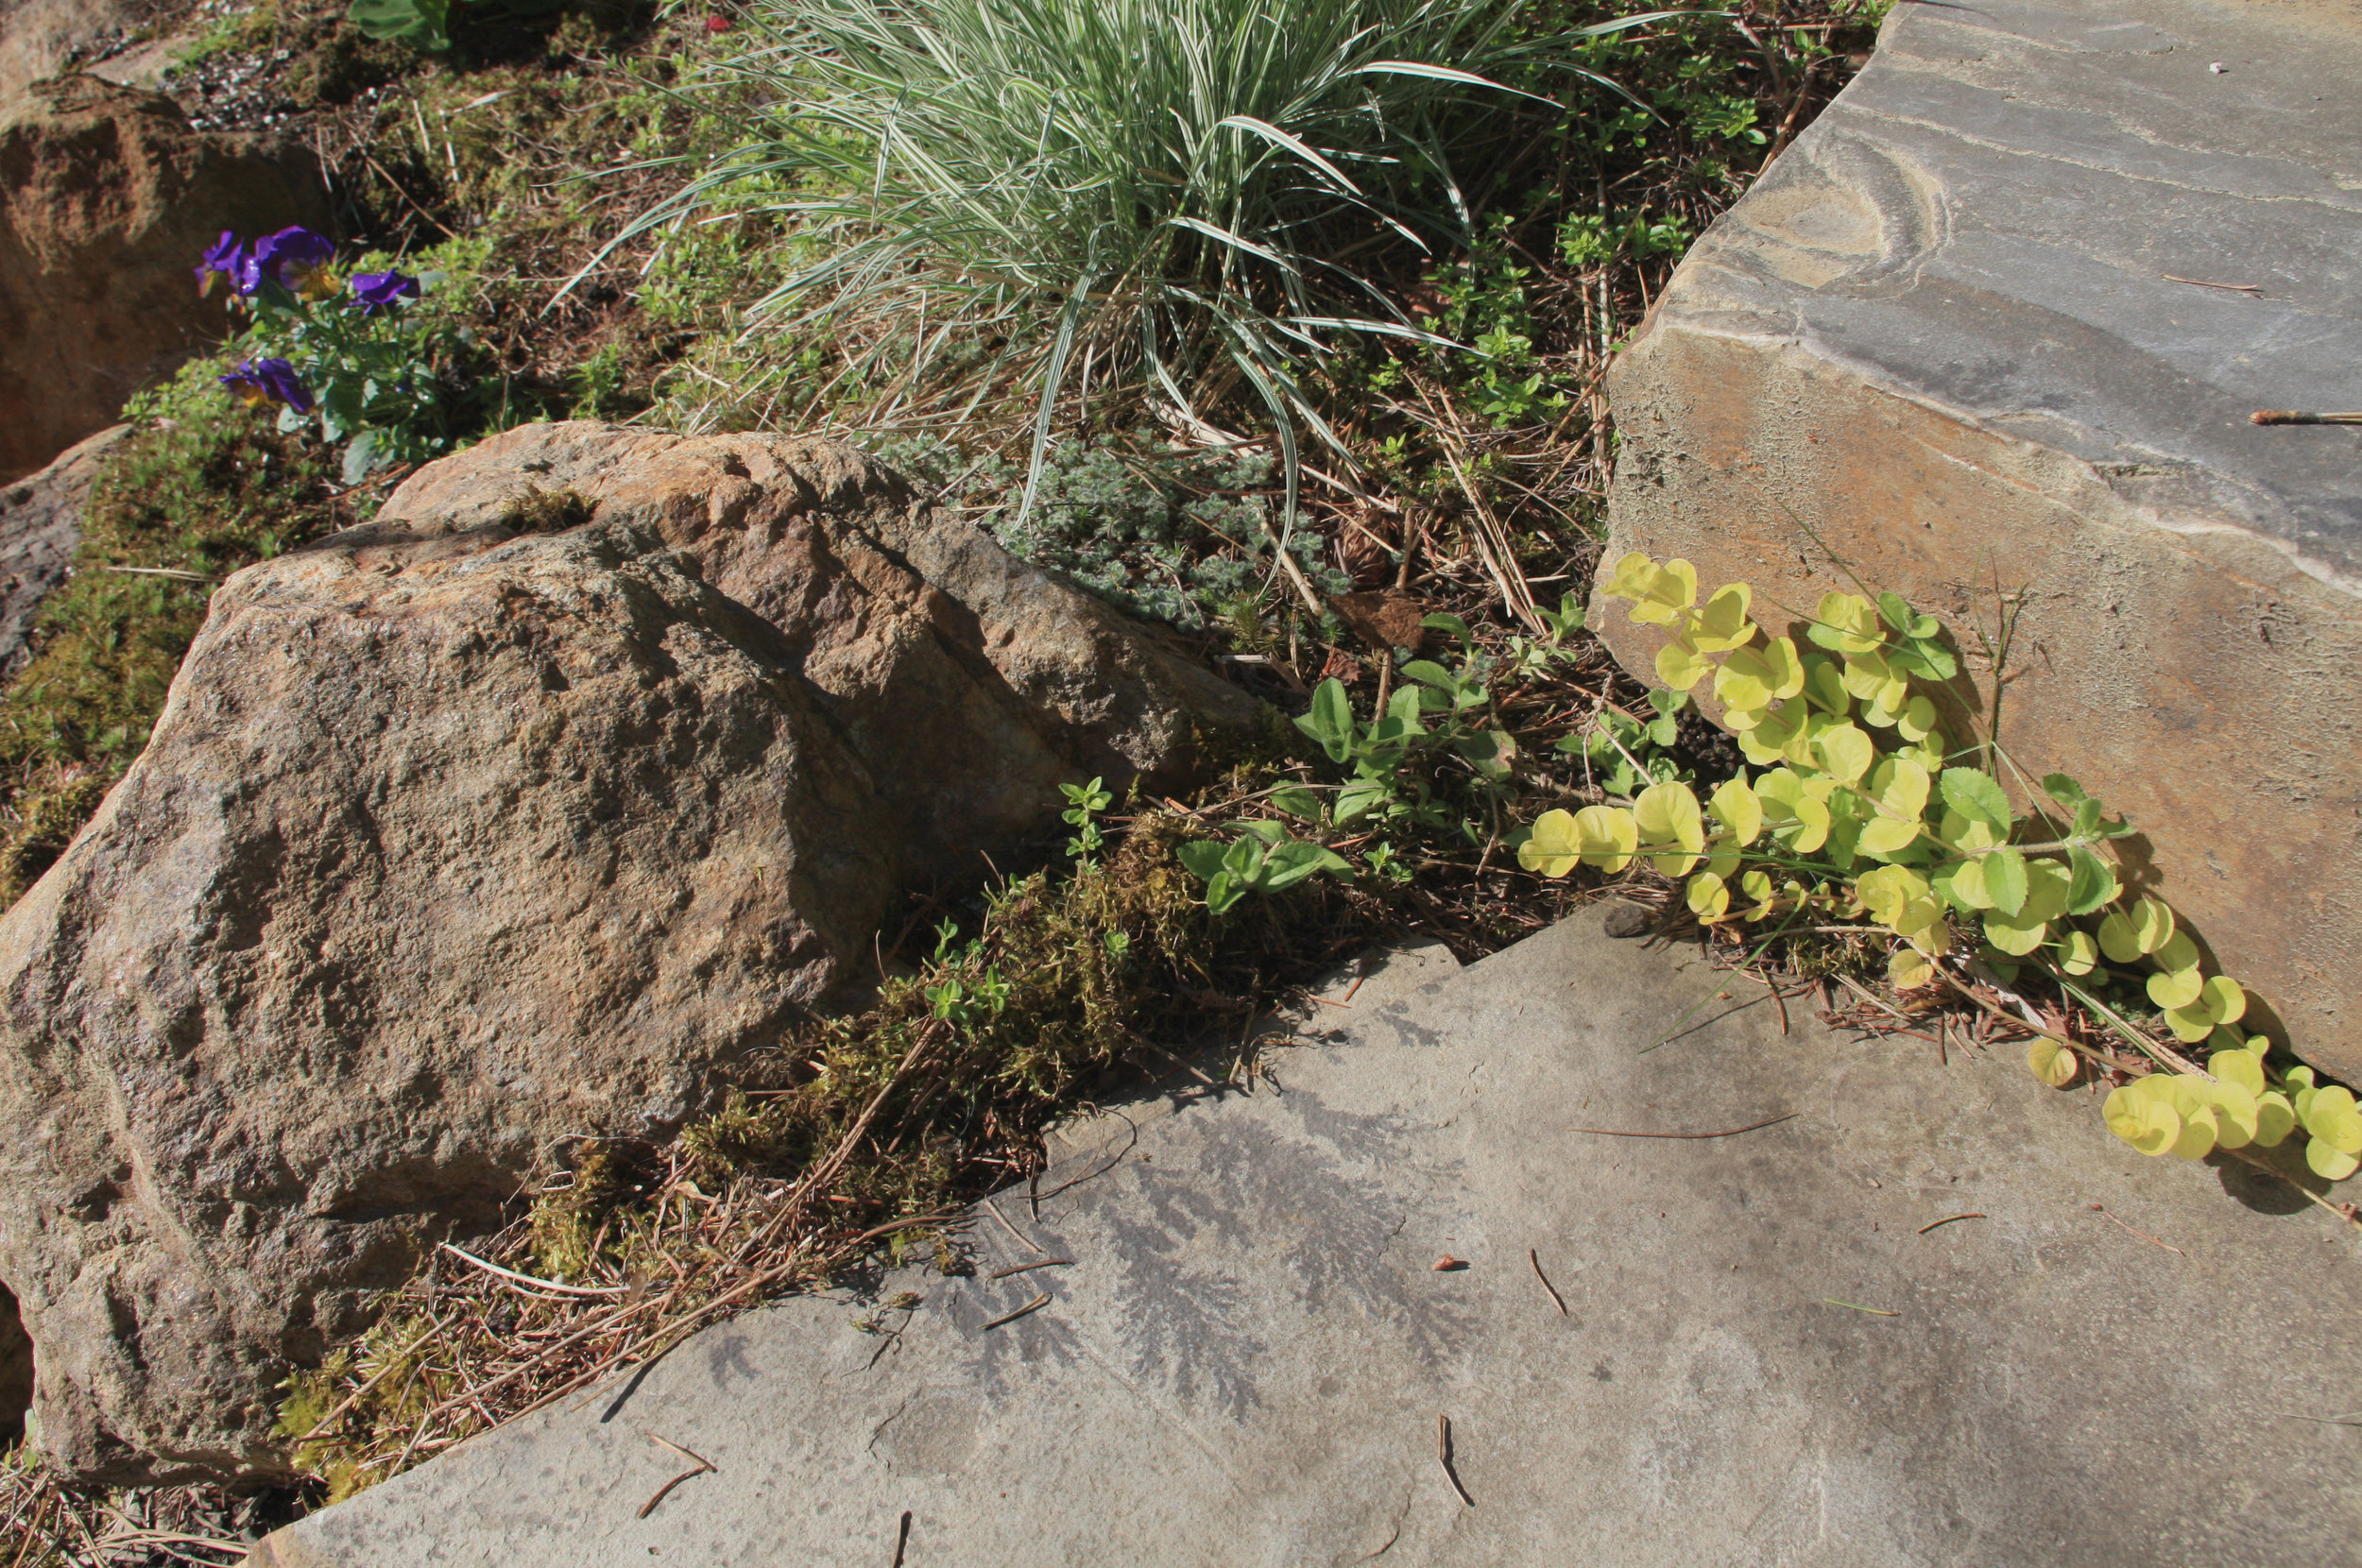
[0,1,176,111]
[0,423,124,678]
[0,74,328,482]
[0,423,1257,1486]
[1595,0,2362,1077]
[258,909,2362,1566]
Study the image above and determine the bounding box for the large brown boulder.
[0,423,1258,1484]
[1596,0,2362,1077]
[0,75,328,482]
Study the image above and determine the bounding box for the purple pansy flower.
[194,230,248,294]
[349,269,421,312]
[246,226,339,298]
[220,357,314,415]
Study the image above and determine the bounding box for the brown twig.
[1528,1248,1567,1315]
[986,1257,1073,1280]
[1568,1112,1797,1140]
[2092,1204,2184,1256]
[2251,410,2362,424]
[636,1431,716,1519]
[2163,274,2262,294]
[1436,1414,1475,1508]
[982,1291,1052,1331]
[1917,1212,1987,1235]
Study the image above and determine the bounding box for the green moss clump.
[0,391,345,904]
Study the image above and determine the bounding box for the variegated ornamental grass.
[614,0,1672,518]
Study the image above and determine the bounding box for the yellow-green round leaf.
[1606,551,1656,602]
[2209,1081,2260,1149]
[1889,946,1935,991]
[1898,694,1939,742]
[1518,809,1581,878]
[1982,910,2051,957]
[2058,929,2098,976]
[1634,781,1703,844]
[2304,1088,2362,1154]
[2255,1091,2297,1148]
[1573,805,1638,873]
[1815,724,1874,786]
[2169,1098,2219,1160]
[2153,930,2199,977]
[1715,658,1773,713]
[1872,758,1931,819]
[1690,584,1756,652]
[1655,638,1712,693]
[1686,871,1730,922]
[2027,1038,2078,1088]
[1857,816,1922,858]
[2306,1139,2361,1182]
[1949,857,1994,911]
[2147,967,2205,1011]
[1635,781,1705,875]
[2208,1049,2266,1097]
[1816,590,1884,655]
[2129,896,2175,956]
[1803,657,1851,717]
[1710,777,1762,846]
[1855,864,1926,932]
[1737,707,1796,767]
[1786,793,1832,854]
[2201,975,2245,1027]
[1627,557,1698,625]
[2097,911,2142,965]
[1720,635,1805,703]
[1840,649,1893,702]
[2163,1001,2217,1043]
[2104,1084,2180,1156]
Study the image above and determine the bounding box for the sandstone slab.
[257,908,2362,1566]
[0,75,328,481]
[1596,0,2362,1075]
[0,425,1256,1485]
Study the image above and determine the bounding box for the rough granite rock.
[0,423,125,678]
[1596,0,2362,1077]
[0,75,329,481]
[0,423,1258,1485]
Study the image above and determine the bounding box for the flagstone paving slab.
[255,909,2362,1566]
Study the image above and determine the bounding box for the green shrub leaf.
[1983,846,2029,917]
[1940,767,2011,831]
[2065,845,2118,915]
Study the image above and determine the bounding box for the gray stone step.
[257,908,2361,1566]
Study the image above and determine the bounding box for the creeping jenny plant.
[1529,553,2358,1184]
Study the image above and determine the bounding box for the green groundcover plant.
[1533,554,2353,1180]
